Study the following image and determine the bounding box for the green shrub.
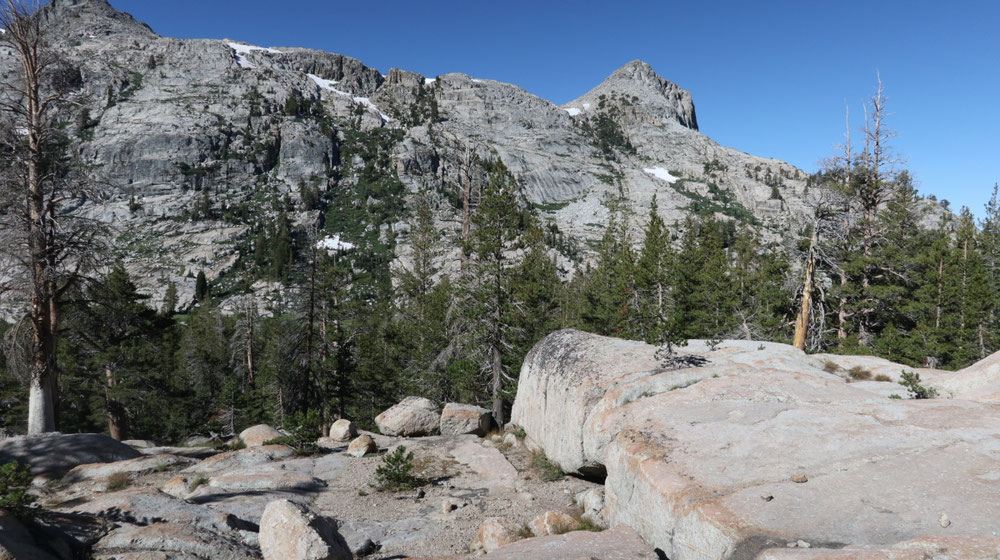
[532,452,564,482]
[899,371,937,399]
[265,409,320,453]
[374,445,422,491]
[187,476,209,492]
[0,461,35,517]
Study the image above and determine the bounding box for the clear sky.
[109,0,1000,217]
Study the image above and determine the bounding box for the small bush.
[889,394,902,399]
[822,360,840,373]
[848,366,872,381]
[899,371,937,399]
[106,472,131,491]
[374,445,423,491]
[187,476,209,492]
[266,409,320,454]
[532,452,564,482]
[515,524,534,539]
[574,517,606,532]
[874,374,892,382]
[508,425,526,439]
[0,461,35,517]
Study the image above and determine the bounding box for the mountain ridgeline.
[0,0,996,441]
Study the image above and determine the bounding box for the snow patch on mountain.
[308,73,392,123]
[643,167,679,184]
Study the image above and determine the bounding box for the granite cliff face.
[2,0,851,312]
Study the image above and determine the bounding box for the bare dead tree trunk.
[1,1,62,435]
[793,226,818,350]
[460,147,473,272]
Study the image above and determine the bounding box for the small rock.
[482,439,498,449]
[346,435,377,458]
[489,433,504,444]
[239,424,284,448]
[939,512,951,528]
[472,518,517,554]
[791,473,808,483]
[259,499,351,560]
[516,491,535,503]
[760,493,774,502]
[441,498,464,513]
[502,432,519,448]
[797,540,811,548]
[574,488,605,525]
[328,419,357,442]
[122,439,158,449]
[528,511,578,537]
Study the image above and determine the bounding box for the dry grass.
[822,360,841,373]
[848,366,873,381]
[106,472,131,491]
[874,374,892,382]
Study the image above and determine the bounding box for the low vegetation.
[0,461,35,517]
[899,371,938,399]
[531,452,565,482]
[374,445,424,491]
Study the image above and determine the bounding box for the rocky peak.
[41,0,155,40]
[562,59,698,131]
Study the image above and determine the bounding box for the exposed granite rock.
[512,330,1000,560]
[0,433,141,475]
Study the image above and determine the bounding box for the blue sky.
[110,0,1000,217]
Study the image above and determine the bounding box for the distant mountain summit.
[563,60,698,131]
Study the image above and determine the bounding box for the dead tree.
[0,1,100,433]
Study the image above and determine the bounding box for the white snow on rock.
[643,167,679,184]
[226,41,283,69]
[582,102,592,110]
[307,73,392,123]
[564,107,582,117]
[471,78,484,83]
[424,77,436,85]
[316,235,356,253]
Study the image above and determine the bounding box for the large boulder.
[512,330,1000,560]
[374,397,440,437]
[327,419,357,442]
[439,403,493,436]
[0,433,141,475]
[259,499,351,560]
[238,424,284,447]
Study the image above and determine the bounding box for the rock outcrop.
[512,330,1000,560]
[0,433,141,474]
[483,525,658,559]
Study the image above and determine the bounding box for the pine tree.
[195,271,208,301]
[629,195,675,344]
[580,191,635,336]
[460,159,523,425]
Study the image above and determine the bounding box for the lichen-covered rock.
[259,499,351,560]
[374,397,440,437]
[528,511,578,537]
[471,518,517,554]
[439,403,493,436]
[238,424,284,448]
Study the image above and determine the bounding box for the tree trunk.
[793,227,818,350]
[104,366,127,441]
[490,342,504,428]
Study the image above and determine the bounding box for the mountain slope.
[2,0,836,313]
